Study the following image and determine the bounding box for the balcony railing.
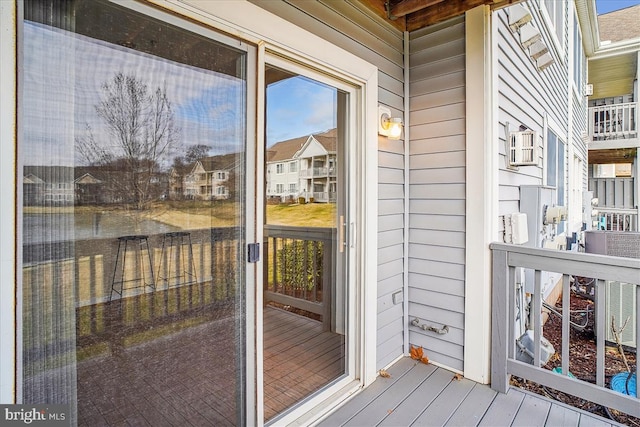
[589,177,635,209]
[263,225,335,331]
[24,225,336,369]
[596,208,638,232]
[299,167,336,178]
[589,102,638,141]
[491,243,640,418]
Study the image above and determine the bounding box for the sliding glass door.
[262,57,354,423]
[20,1,253,424]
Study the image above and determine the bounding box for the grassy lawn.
[266,203,335,227]
[25,201,336,229]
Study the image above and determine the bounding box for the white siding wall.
[249,0,406,369]
[408,17,466,372]
[497,2,568,228]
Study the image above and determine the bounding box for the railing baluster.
[491,248,509,394]
[637,285,640,400]
[533,270,542,368]
[508,265,516,360]
[596,279,605,387]
[561,274,570,376]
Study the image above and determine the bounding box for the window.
[216,171,228,180]
[572,11,584,92]
[289,183,297,193]
[276,183,284,193]
[546,127,565,232]
[289,161,297,173]
[276,163,284,174]
[542,0,565,53]
[545,128,566,207]
[215,186,228,196]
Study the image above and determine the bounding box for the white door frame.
[1,1,379,424]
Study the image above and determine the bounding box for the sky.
[596,0,640,14]
[24,21,245,166]
[266,77,336,147]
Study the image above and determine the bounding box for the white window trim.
[570,5,584,101]
[540,0,566,61]
[543,116,567,204]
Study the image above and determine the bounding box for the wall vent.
[509,131,538,166]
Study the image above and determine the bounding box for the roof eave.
[575,0,599,57]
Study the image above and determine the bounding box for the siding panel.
[408,17,466,371]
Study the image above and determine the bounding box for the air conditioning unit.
[605,281,637,348]
[585,231,640,349]
[509,131,538,166]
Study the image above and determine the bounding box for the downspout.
[403,30,410,355]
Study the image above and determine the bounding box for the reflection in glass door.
[20,1,252,425]
[263,64,348,422]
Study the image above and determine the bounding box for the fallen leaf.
[379,369,391,378]
[453,373,462,381]
[410,345,429,365]
[387,409,394,415]
[410,345,423,361]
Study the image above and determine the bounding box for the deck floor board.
[317,359,625,427]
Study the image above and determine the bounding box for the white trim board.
[464,4,498,385]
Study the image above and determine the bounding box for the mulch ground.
[511,288,639,426]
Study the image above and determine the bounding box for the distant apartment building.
[266,128,337,203]
[180,153,239,201]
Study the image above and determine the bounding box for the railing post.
[491,248,510,393]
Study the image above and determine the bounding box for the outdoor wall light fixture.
[378,106,403,140]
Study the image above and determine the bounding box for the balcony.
[589,102,638,145]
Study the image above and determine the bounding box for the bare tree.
[76,73,179,210]
[185,144,211,163]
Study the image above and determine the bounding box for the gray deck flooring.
[317,357,625,427]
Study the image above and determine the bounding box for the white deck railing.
[597,208,638,232]
[491,243,640,418]
[589,102,638,141]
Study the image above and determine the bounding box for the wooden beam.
[389,0,445,18]
[406,0,491,31]
[588,148,637,164]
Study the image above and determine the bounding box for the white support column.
[464,4,498,384]
[0,0,17,403]
[636,146,639,231]
[636,51,640,231]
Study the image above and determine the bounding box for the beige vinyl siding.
[408,17,466,372]
[248,0,407,369]
[496,1,569,230]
